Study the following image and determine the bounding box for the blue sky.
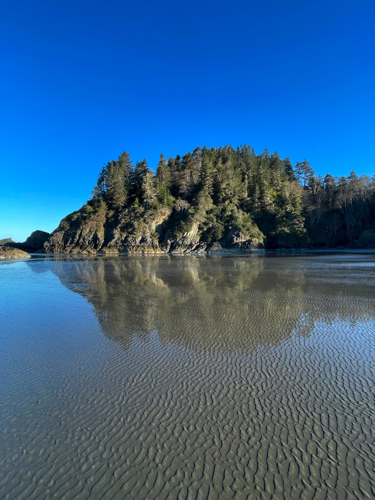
[1,0,374,241]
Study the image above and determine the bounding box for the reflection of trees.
[29,255,373,354]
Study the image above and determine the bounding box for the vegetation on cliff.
[0,238,14,245]
[44,145,375,253]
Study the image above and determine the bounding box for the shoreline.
[1,247,375,262]
[22,247,375,259]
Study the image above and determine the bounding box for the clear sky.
[1,0,374,241]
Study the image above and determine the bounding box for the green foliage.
[295,159,314,187]
[228,208,263,240]
[85,145,375,249]
[170,218,196,239]
[202,222,224,242]
[156,154,171,189]
[93,151,132,208]
[156,181,175,208]
[130,159,149,202]
[141,169,157,209]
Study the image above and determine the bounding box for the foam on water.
[0,254,374,499]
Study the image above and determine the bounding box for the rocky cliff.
[43,204,264,255]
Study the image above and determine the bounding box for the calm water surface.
[0,254,374,500]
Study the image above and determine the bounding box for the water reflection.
[27,255,374,353]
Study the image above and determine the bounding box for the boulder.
[208,241,223,251]
[0,246,31,260]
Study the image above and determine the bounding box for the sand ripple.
[1,254,375,499]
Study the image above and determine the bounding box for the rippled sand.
[1,254,375,499]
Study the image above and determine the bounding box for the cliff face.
[43,205,264,254]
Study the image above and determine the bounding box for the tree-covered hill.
[44,145,375,253]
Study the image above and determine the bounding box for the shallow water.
[0,254,375,500]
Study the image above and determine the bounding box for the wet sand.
[1,254,374,499]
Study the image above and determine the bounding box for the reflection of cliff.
[29,255,373,354]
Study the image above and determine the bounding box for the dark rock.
[6,230,50,252]
[23,230,50,249]
[358,229,375,248]
[267,231,301,249]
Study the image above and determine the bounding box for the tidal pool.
[0,254,374,499]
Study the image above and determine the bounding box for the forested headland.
[43,145,375,253]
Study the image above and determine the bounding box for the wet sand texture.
[0,254,375,499]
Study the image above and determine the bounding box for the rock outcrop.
[5,230,50,252]
[43,206,265,255]
[0,246,31,259]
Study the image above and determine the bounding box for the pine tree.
[200,157,214,195]
[87,143,375,250]
[269,152,283,193]
[131,159,149,203]
[156,154,173,207]
[348,170,358,182]
[283,157,296,181]
[92,160,127,208]
[142,169,157,209]
[118,151,133,202]
[324,174,336,190]
[156,154,171,189]
[295,159,314,187]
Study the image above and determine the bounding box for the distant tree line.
[89,145,375,248]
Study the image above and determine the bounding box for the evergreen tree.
[295,159,314,187]
[269,152,283,193]
[142,169,157,209]
[324,174,336,190]
[118,151,133,201]
[131,159,149,203]
[200,157,214,195]
[156,154,171,189]
[93,160,126,208]
[283,157,296,181]
[348,170,358,182]
[156,154,173,207]
[87,143,374,250]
